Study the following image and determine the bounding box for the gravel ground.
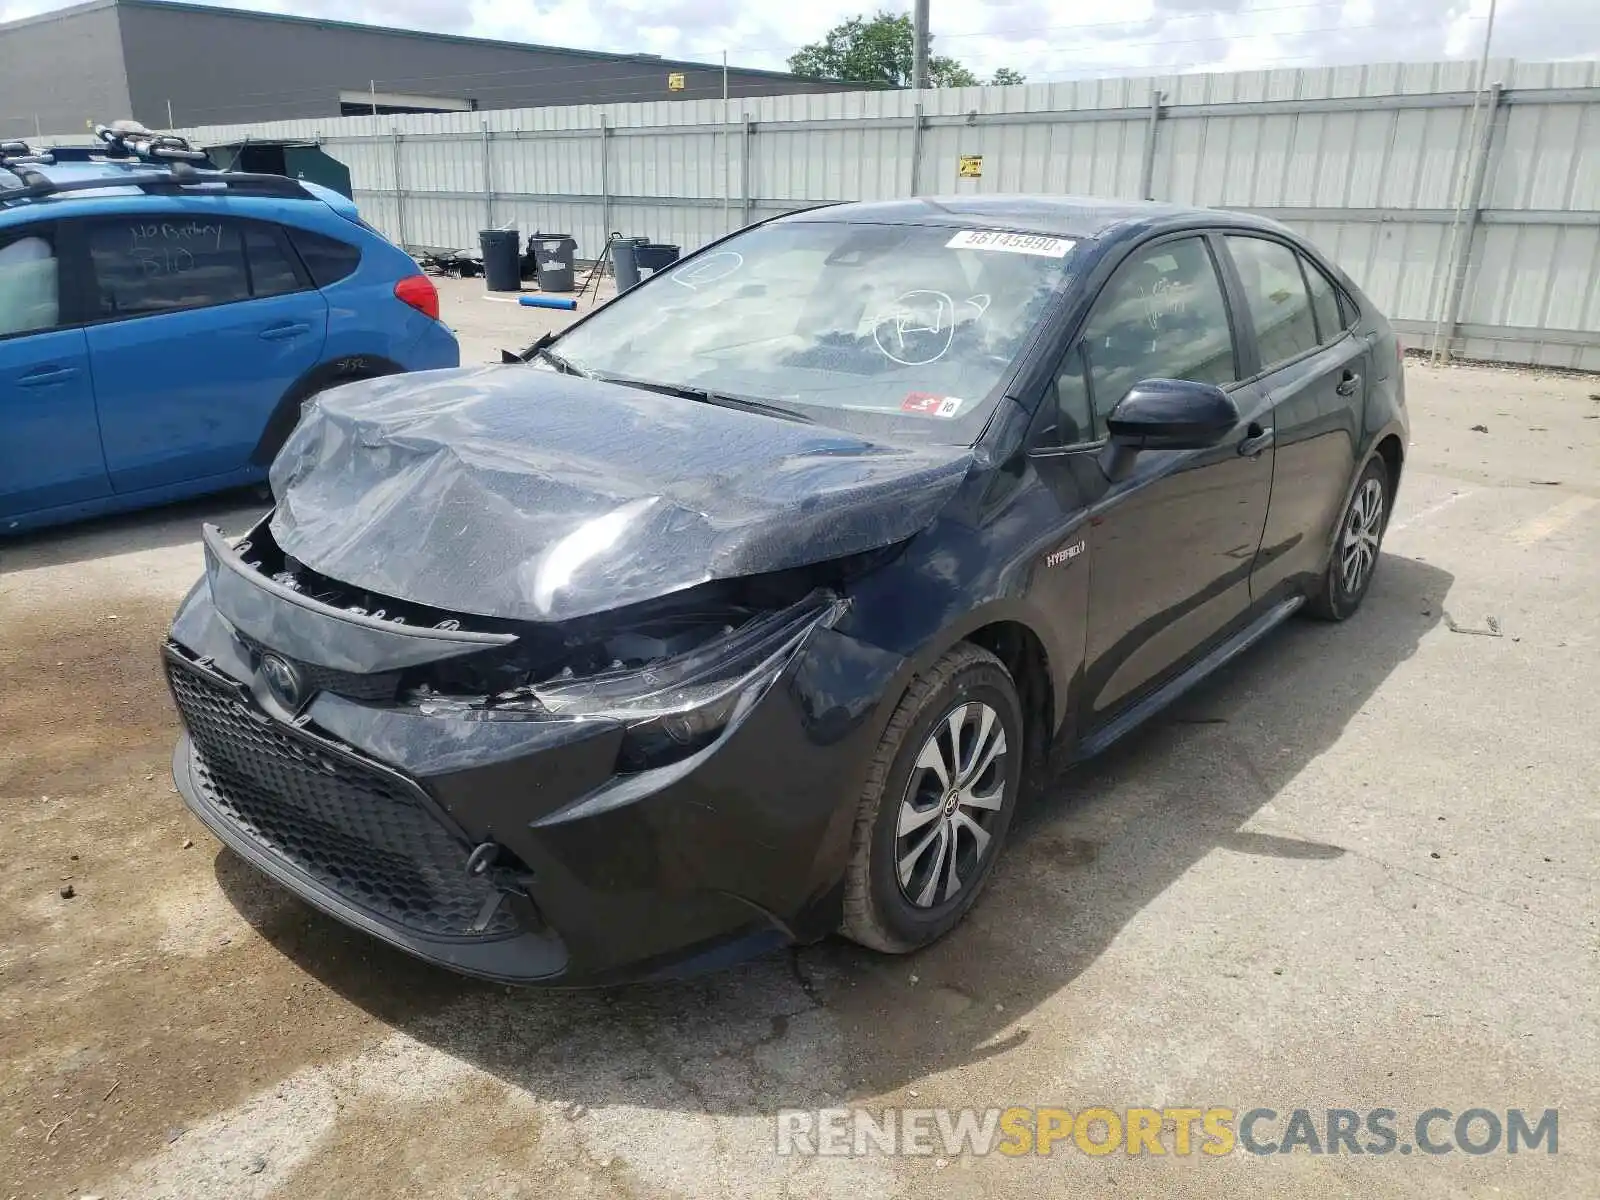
[1,276,1596,1199]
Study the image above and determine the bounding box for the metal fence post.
[909,103,926,197]
[1140,90,1165,200]
[1434,82,1504,364]
[599,116,612,246]
[391,127,406,250]
[481,120,493,230]
[741,114,754,227]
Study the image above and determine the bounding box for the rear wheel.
[841,644,1023,953]
[1308,456,1389,620]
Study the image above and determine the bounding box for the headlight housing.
[479,590,847,769]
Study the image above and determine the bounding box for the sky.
[2,0,1597,82]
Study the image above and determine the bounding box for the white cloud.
[3,0,1596,80]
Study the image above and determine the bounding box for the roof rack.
[1,120,314,204]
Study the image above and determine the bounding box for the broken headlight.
[485,591,848,770]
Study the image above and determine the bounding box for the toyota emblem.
[259,653,305,709]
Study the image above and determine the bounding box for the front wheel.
[841,644,1023,953]
[1308,456,1389,620]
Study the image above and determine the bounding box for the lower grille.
[166,653,517,939]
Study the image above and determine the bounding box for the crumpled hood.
[268,366,973,623]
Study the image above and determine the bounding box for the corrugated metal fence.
[159,58,1598,369]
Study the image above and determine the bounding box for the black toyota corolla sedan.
[164,195,1407,985]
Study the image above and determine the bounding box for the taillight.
[394,274,440,321]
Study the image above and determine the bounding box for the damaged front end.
[165,516,901,984]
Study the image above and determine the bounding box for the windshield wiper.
[599,375,813,424]
[533,345,591,378]
[503,332,592,377]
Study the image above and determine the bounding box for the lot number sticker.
[958,154,984,179]
[946,229,1075,258]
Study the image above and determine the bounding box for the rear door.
[1219,234,1369,601]
[76,214,328,492]
[0,221,110,523]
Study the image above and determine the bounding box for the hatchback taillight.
[394,274,440,321]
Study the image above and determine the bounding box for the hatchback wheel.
[1309,456,1389,620]
[841,644,1023,953]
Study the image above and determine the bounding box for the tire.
[841,643,1025,953]
[1307,456,1390,621]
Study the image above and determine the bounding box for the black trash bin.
[611,236,649,291]
[533,233,578,293]
[635,242,681,280]
[479,228,521,292]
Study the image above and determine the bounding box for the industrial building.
[0,0,854,139]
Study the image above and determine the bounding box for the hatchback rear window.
[288,228,361,287]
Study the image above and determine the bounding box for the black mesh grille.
[166,655,517,939]
[236,634,400,703]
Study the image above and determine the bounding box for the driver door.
[1055,233,1275,725]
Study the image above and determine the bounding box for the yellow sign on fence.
[958,154,984,179]
[667,72,686,91]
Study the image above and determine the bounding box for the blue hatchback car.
[0,129,459,534]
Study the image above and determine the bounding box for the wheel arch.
[249,353,405,466]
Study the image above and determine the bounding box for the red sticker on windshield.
[901,392,964,417]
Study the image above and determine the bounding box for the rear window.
[288,227,361,287]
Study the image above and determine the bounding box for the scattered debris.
[1430,852,1442,859]
[181,839,193,850]
[908,974,919,986]
[1469,424,1489,433]
[58,884,75,899]
[1444,613,1502,637]
[101,1079,120,1102]
[245,1154,268,1175]
[1273,967,1284,975]
[166,1127,187,1144]
[1528,426,1547,431]
[1530,480,1562,486]
[44,1118,66,1143]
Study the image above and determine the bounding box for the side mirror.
[1106,378,1239,451]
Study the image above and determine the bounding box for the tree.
[989,67,1027,86]
[788,11,1022,90]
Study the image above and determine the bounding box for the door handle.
[1336,369,1361,396]
[260,322,311,341]
[1238,422,1274,458]
[17,365,79,387]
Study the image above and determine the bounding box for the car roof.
[778,194,1284,241]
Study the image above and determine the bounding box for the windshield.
[552,220,1077,444]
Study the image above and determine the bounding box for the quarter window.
[1225,236,1320,368]
[0,229,60,337]
[1302,256,1347,343]
[1078,236,1238,429]
[287,227,361,288]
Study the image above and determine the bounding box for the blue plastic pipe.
[519,294,579,311]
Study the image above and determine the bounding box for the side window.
[1225,236,1319,368]
[287,228,361,288]
[88,217,251,317]
[1038,342,1093,446]
[0,229,60,337]
[244,224,304,298]
[1302,255,1347,344]
[1079,236,1238,429]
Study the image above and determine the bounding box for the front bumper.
[164,590,904,986]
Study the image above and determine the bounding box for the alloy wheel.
[1340,477,1385,595]
[895,701,1009,908]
